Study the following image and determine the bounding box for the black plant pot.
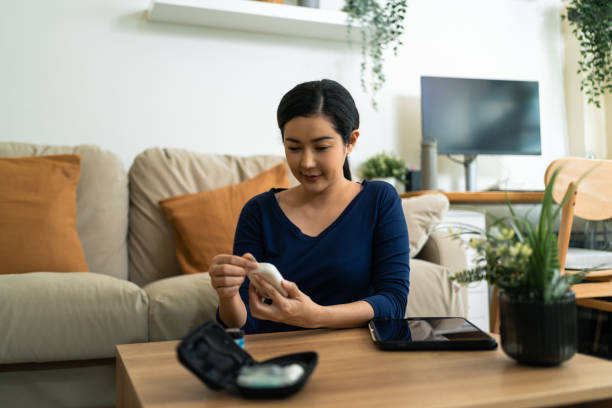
[499,292,577,366]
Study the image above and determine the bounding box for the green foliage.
[451,168,588,304]
[342,0,408,110]
[360,152,407,182]
[562,0,612,108]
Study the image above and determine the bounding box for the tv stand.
[446,154,478,191]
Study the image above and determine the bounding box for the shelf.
[401,191,545,204]
[147,0,362,42]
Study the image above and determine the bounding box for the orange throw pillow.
[0,155,89,274]
[160,163,289,274]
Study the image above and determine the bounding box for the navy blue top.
[228,180,410,334]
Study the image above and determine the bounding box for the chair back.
[544,157,612,221]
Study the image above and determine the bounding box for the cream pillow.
[402,193,449,258]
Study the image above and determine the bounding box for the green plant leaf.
[343,0,408,109]
[360,152,407,182]
[563,0,612,107]
[448,164,596,303]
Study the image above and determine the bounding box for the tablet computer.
[368,317,497,351]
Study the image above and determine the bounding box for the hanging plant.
[342,0,408,110]
[562,0,612,108]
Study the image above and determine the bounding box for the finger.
[253,275,286,304]
[242,253,258,264]
[211,263,249,277]
[242,253,259,271]
[212,254,258,270]
[248,281,263,301]
[281,279,301,298]
[248,283,265,315]
[211,275,244,288]
[248,277,268,299]
[248,284,281,322]
[248,281,272,307]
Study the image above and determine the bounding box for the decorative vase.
[499,291,577,366]
[298,0,320,7]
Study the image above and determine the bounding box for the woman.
[209,79,410,334]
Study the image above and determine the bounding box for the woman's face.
[283,115,357,194]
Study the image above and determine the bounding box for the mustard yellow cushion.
[0,155,89,274]
[159,163,289,274]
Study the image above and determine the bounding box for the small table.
[117,328,612,408]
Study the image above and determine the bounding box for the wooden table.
[116,328,612,408]
[400,190,545,204]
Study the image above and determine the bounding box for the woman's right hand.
[209,253,259,299]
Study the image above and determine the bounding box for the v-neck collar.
[271,180,368,240]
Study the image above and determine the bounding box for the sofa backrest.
[0,142,129,279]
[128,147,296,287]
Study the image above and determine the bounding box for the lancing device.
[248,263,288,297]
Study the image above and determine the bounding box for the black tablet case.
[176,320,318,399]
[369,317,498,351]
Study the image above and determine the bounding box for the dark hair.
[277,79,360,181]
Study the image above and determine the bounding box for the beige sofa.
[0,143,467,408]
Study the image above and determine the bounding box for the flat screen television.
[420,76,542,190]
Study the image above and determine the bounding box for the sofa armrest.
[415,230,468,273]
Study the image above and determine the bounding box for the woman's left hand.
[248,275,323,328]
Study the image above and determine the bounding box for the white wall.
[1,0,568,191]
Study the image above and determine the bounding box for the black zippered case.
[176,320,318,399]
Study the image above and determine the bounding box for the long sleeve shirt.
[231,179,410,334]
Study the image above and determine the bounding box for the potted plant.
[450,168,587,366]
[342,0,408,109]
[563,0,612,108]
[360,152,407,192]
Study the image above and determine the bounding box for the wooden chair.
[490,157,612,334]
[545,157,612,312]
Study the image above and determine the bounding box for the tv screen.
[421,76,541,155]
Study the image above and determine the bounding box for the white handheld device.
[248,263,288,297]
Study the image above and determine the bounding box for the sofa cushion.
[0,272,148,364]
[0,155,89,274]
[159,163,289,275]
[0,143,129,280]
[404,258,466,318]
[129,148,297,286]
[402,193,449,258]
[144,273,219,341]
